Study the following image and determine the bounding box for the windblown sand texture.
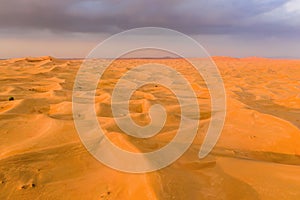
[0,56,300,199]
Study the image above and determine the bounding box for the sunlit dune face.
[96,58,211,153]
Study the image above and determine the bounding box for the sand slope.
[0,57,300,199]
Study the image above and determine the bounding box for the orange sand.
[0,56,300,199]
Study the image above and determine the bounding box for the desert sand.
[0,56,300,199]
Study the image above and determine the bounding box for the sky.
[1,0,300,58]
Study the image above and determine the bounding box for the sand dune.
[0,57,300,199]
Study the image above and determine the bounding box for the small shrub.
[8,96,14,101]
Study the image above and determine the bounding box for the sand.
[0,56,300,199]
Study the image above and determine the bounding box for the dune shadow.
[234,90,300,129]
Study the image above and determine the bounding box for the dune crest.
[6,56,55,63]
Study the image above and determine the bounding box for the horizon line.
[1,55,300,60]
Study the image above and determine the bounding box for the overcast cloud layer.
[1,0,300,58]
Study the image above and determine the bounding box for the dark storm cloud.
[0,0,295,35]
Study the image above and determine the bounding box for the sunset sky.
[1,0,300,58]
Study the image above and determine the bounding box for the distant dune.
[0,57,300,199]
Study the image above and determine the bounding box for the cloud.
[1,0,300,58]
[0,0,295,35]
